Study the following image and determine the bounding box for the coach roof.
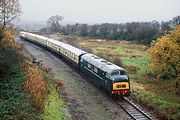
[20,32,87,56]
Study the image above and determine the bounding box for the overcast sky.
[19,0,180,23]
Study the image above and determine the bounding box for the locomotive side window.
[87,63,92,69]
[99,70,104,77]
[94,67,98,73]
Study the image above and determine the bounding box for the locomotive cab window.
[120,71,127,75]
[111,71,120,76]
[111,70,127,76]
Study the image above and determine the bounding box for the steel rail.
[117,97,154,120]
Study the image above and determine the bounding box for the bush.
[96,52,124,67]
[148,25,180,80]
[111,57,124,67]
[24,66,47,111]
[0,30,20,50]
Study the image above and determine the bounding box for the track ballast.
[117,97,154,120]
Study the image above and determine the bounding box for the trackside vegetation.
[0,30,70,119]
[0,1,70,119]
[41,79,70,120]
[0,30,39,119]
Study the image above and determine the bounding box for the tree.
[47,15,63,33]
[172,16,180,26]
[149,25,180,80]
[160,21,172,35]
[88,25,98,37]
[99,23,110,39]
[0,0,21,31]
[80,24,88,36]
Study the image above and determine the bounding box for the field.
[51,34,180,120]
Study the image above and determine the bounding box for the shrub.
[125,65,140,73]
[111,57,124,67]
[24,66,47,111]
[0,30,20,50]
[148,25,180,80]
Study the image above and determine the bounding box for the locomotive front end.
[110,70,130,97]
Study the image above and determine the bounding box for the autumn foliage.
[24,66,47,111]
[0,30,20,49]
[149,25,180,80]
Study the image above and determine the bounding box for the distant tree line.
[42,16,180,44]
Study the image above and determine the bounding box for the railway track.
[117,97,154,120]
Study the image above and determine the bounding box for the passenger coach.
[19,32,87,67]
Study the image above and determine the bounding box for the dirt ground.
[16,37,132,120]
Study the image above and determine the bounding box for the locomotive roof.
[81,53,126,74]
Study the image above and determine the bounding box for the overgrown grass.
[131,80,180,120]
[0,48,39,119]
[41,80,70,120]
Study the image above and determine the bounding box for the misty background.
[17,0,180,31]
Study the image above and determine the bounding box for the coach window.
[73,55,76,60]
[94,67,98,73]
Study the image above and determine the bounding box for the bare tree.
[47,15,63,33]
[0,0,21,31]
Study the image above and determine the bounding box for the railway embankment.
[0,31,71,119]
[0,31,38,119]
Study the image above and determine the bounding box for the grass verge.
[131,80,180,120]
[41,79,70,120]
